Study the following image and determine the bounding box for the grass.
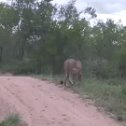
[73,78,126,122]
[36,74,126,123]
[0,114,21,126]
[0,114,27,126]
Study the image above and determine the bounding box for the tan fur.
[64,58,82,86]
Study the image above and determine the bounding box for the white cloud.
[52,0,126,13]
[51,0,69,5]
[97,10,126,26]
[52,0,126,26]
[0,0,126,26]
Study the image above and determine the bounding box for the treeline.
[0,0,126,78]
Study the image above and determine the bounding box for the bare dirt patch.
[0,76,122,126]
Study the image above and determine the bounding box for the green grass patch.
[73,78,126,122]
[0,114,21,126]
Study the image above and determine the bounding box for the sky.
[51,0,126,26]
[1,0,126,26]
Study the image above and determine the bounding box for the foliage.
[0,0,125,78]
[0,114,21,126]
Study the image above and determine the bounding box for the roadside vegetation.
[74,78,126,122]
[0,114,27,126]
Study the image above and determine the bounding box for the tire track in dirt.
[0,80,34,126]
[0,76,122,126]
[2,85,34,126]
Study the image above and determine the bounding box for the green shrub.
[0,114,21,126]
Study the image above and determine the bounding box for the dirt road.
[0,76,121,126]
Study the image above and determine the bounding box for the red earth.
[0,76,122,126]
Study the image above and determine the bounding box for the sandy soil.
[0,76,122,126]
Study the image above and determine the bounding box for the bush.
[0,59,36,75]
[0,114,21,126]
[87,59,118,79]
